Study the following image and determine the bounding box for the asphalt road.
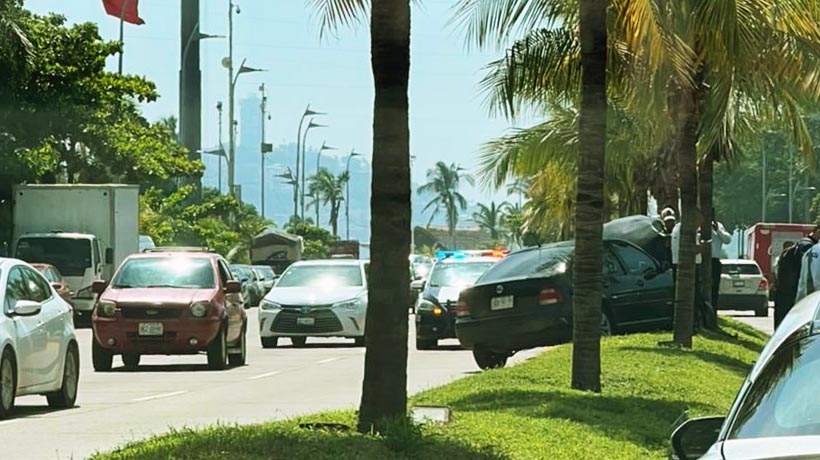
[2,312,543,460]
[720,306,775,335]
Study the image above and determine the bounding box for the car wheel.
[228,329,247,367]
[473,348,508,370]
[290,336,307,348]
[47,343,79,409]
[755,305,769,317]
[354,336,365,347]
[92,338,113,372]
[416,338,436,350]
[0,348,16,418]
[207,327,228,370]
[261,336,279,349]
[121,353,141,369]
[600,311,614,337]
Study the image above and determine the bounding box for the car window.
[4,267,29,312]
[603,248,624,275]
[47,268,61,282]
[428,262,494,288]
[111,257,216,289]
[723,264,760,275]
[277,265,364,288]
[22,267,50,302]
[217,260,231,285]
[611,241,656,275]
[480,243,574,283]
[15,237,92,277]
[729,334,820,439]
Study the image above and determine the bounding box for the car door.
[609,241,674,329]
[4,266,46,389]
[20,267,63,386]
[601,245,632,324]
[218,260,243,343]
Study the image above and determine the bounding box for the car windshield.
[729,334,820,439]
[479,244,574,283]
[723,264,761,275]
[36,267,57,283]
[277,265,363,288]
[254,266,275,280]
[428,262,494,288]
[112,257,215,289]
[15,237,92,277]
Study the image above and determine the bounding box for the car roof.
[291,259,367,267]
[17,232,94,239]
[722,259,760,265]
[127,251,218,260]
[0,258,21,269]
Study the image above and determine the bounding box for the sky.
[26,0,533,204]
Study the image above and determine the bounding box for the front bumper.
[259,307,365,338]
[455,308,572,354]
[93,317,222,354]
[416,310,456,340]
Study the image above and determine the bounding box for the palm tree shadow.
[621,346,753,378]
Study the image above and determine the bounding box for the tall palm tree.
[308,168,349,236]
[472,201,509,241]
[309,0,412,433]
[506,177,529,207]
[418,161,475,247]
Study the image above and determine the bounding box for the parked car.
[670,290,820,460]
[32,263,74,309]
[259,259,368,348]
[231,264,264,307]
[410,254,433,280]
[0,258,79,418]
[91,249,247,371]
[252,265,276,295]
[717,259,769,317]
[415,255,499,350]
[139,235,156,253]
[455,239,674,370]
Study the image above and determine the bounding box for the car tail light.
[758,278,769,291]
[454,300,470,318]
[538,288,563,305]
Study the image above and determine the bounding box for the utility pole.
[762,145,767,222]
[226,1,237,198]
[180,0,202,201]
[345,149,361,239]
[788,146,794,223]
[216,101,223,194]
[260,83,272,218]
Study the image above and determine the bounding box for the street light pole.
[345,149,361,239]
[226,1,237,197]
[225,56,265,200]
[260,83,268,218]
[788,146,794,223]
[313,141,337,226]
[217,101,223,193]
[762,146,767,222]
[300,120,326,220]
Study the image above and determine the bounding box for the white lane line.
[130,390,188,403]
[316,357,342,364]
[248,371,281,380]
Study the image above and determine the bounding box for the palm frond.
[307,0,368,36]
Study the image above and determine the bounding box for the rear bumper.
[455,309,572,354]
[93,317,222,354]
[415,311,456,340]
[717,294,768,311]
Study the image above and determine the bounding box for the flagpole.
[118,0,131,75]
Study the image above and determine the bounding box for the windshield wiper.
[112,284,133,289]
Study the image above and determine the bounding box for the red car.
[32,263,75,308]
[91,249,247,371]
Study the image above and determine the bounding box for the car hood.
[722,437,820,459]
[103,288,214,305]
[425,286,469,304]
[265,286,366,306]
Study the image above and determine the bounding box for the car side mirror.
[92,280,108,294]
[51,282,64,291]
[13,300,41,316]
[671,416,725,460]
[105,248,114,265]
[643,267,658,280]
[410,280,425,291]
[225,280,242,294]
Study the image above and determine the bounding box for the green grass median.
[91,318,767,460]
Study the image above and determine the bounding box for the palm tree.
[506,177,529,207]
[308,168,349,236]
[418,161,475,248]
[309,0,412,433]
[473,201,510,241]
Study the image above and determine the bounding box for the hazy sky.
[27,0,533,203]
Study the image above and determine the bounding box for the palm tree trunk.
[699,152,719,330]
[571,0,607,393]
[358,0,411,433]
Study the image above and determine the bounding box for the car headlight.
[260,300,282,311]
[97,301,117,317]
[333,299,361,310]
[190,302,210,318]
[417,299,437,312]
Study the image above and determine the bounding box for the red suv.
[91,248,247,371]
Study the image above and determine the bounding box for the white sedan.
[0,258,79,418]
[258,259,368,348]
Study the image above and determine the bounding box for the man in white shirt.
[796,240,820,302]
[710,220,733,307]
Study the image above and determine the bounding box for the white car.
[0,258,79,418]
[258,259,368,348]
[717,259,769,317]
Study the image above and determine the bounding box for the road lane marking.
[316,357,342,364]
[130,390,188,402]
[248,371,281,380]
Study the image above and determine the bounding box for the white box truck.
[11,184,139,319]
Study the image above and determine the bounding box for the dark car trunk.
[460,274,572,320]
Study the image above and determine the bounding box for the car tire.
[228,329,247,367]
[416,338,437,350]
[755,305,769,317]
[600,311,615,337]
[290,336,307,348]
[261,336,279,349]
[0,348,16,418]
[121,353,140,369]
[473,348,508,370]
[92,339,113,372]
[354,336,365,347]
[47,343,79,409]
[207,327,228,371]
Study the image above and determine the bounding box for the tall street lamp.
[792,183,817,223]
[201,147,227,192]
[300,120,326,220]
[215,101,224,193]
[259,83,273,218]
[295,105,325,221]
[225,57,265,199]
[345,149,362,239]
[314,141,337,226]
[276,167,298,222]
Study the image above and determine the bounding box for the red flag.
[102,0,145,25]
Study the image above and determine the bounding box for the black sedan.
[455,239,674,370]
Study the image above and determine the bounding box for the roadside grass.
[92,318,766,460]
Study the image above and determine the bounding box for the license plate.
[297,317,315,326]
[733,280,745,287]
[138,322,164,336]
[491,295,514,311]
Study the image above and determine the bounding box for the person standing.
[792,226,820,309]
[710,220,733,308]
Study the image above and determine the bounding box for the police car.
[414,250,504,350]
